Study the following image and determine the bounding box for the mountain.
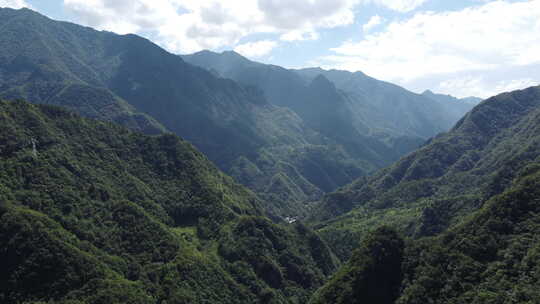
[422,89,482,105]
[310,156,540,303]
[0,99,339,304]
[1,7,460,218]
[310,85,540,260]
[183,50,475,142]
[183,50,478,176]
[422,89,482,120]
[183,51,432,191]
[0,8,166,135]
[295,68,477,139]
[0,7,268,167]
[182,50,309,111]
[0,7,375,218]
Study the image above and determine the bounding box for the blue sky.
[2,0,539,98]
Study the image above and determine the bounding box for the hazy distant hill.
[184,51,476,142]
[295,68,478,139]
[422,89,482,120]
[422,89,482,104]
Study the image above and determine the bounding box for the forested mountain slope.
[0,8,166,135]
[311,162,540,303]
[310,85,540,259]
[0,100,339,304]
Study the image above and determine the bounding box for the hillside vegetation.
[0,100,338,304]
[311,163,540,303]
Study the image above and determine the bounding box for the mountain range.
[0,8,478,219]
[183,50,480,141]
[1,6,538,304]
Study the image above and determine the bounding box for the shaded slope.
[0,100,338,304]
[309,226,405,304]
[311,85,540,259]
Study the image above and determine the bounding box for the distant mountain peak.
[304,67,325,72]
[422,89,482,105]
[222,50,244,57]
[192,49,216,55]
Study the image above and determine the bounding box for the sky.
[1,0,539,98]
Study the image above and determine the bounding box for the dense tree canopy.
[0,100,338,304]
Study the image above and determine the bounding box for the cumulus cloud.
[0,0,30,9]
[363,15,383,32]
[63,0,359,54]
[320,0,540,97]
[234,40,278,58]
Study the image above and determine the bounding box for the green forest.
[0,100,339,303]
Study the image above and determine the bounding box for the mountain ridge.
[183,50,477,145]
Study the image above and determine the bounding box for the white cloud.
[438,76,538,99]
[234,40,278,58]
[63,0,359,54]
[363,15,383,32]
[365,0,428,12]
[0,0,29,9]
[280,30,319,42]
[320,0,540,97]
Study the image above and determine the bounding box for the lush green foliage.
[309,226,404,304]
[3,8,539,304]
[398,168,540,303]
[0,100,338,304]
[312,165,540,303]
